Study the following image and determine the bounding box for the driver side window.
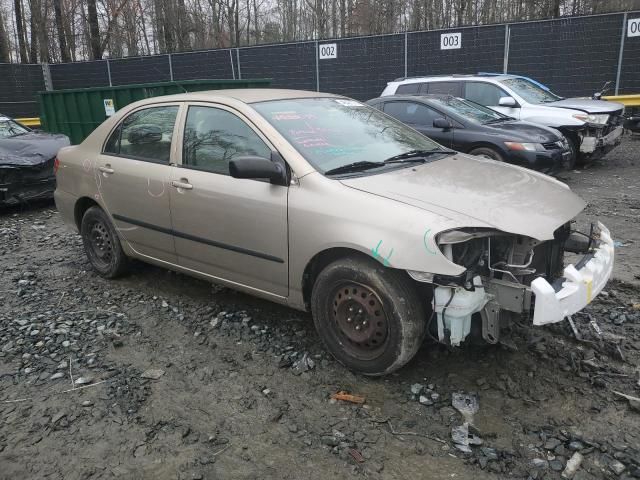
[182,106,271,175]
[464,82,507,107]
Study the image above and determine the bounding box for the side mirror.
[229,155,287,186]
[498,96,517,107]
[433,118,452,129]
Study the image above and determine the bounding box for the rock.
[531,458,549,469]
[74,376,93,386]
[419,395,433,406]
[550,459,565,471]
[321,436,339,447]
[544,437,563,450]
[610,460,625,475]
[51,412,66,424]
[568,441,585,451]
[62,340,70,348]
[50,372,65,380]
[81,400,94,407]
[410,383,424,395]
[480,447,498,461]
[562,452,583,479]
[141,369,165,380]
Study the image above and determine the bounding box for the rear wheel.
[81,206,129,278]
[469,146,505,162]
[311,257,426,376]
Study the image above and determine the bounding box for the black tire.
[564,134,580,169]
[311,257,426,376]
[469,146,505,162]
[80,206,129,278]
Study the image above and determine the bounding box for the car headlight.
[504,142,541,152]
[572,113,609,125]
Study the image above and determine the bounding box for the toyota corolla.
[54,89,614,375]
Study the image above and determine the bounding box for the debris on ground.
[330,391,365,404]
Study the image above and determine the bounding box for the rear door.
[96,103,180,263]
[169,103,289,297]
[382,101,454,148]
[423,81,462,96]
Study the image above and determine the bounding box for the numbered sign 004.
[629,18,640,37]
[319,43,337,59]
[440,32,461,50]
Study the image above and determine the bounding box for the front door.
[169,104,289,297]
[96,103,180,263]
[463,81,521,119]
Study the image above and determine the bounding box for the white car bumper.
[530,222,614,326]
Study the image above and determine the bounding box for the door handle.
[99,165,114,174]
[171,180,193,190]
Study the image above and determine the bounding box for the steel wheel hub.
[332,282,388,358]
[89,221,113,262]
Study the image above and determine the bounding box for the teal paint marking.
[372,240,394,266]
[423,229,437,255]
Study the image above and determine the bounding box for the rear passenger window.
[383,101,441,125]
[396,83,421,94]
[182,106,271,175]
[426,82,461,96]
[108,106,179,163]
[464,82,506,106]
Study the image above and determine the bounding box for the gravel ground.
[1,136,639,480]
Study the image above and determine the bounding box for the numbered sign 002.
[440,32,461,50]
[319,43,337,59]
[629,18,640,37]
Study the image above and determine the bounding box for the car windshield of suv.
[0,117,30,138]
[500,78,562,104]
[253,97,444,174]
[430,96,506,124]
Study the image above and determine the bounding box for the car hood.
[340,153,585,241]
[484,120,562,143]
[546,98,624,114]
[0,132,70,167]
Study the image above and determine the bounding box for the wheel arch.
[74,196,100,231]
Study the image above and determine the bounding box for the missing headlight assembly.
[424,222,611,347]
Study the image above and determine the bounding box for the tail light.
[53,157,60,175]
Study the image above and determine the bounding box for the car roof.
[391,74,516,84]
[127,88,342,105]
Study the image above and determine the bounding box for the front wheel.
[80,206,129,278]
[469,146,505,162]
[311,257,426,376]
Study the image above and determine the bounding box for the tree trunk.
[13,0,29,62]
[87,0,102,59]
[0,8,11,63]
[29,0,38,62]
[53,0,70,61]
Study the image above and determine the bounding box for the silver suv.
[381,74,624,166]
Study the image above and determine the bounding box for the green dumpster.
[39,78,271,144]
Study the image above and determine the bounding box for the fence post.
[503,24,510,74]
[106,59,112,86]
[236,48,242,79]
[168,54,174,81]
[315,40,320,92]
[404,32,408,78]
[41,63,53,90]
[229,49,236,79]
[615,12,627,95]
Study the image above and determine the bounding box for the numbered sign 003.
[319,43,337,59]
[629,18,640,37]
[440,32,461,50]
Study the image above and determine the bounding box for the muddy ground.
[1,136,639,480]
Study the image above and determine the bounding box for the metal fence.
[1,10,639,118]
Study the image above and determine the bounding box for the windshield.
[0,117,30,138]
[430,96,505,124]
[252,98,443,174]
[500,78,562,104]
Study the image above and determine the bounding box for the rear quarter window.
[396,83,421,94]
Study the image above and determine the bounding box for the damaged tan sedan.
[54,89,614,376]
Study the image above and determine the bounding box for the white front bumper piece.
[531,222,614,326]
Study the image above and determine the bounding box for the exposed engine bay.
[430,222,613,346]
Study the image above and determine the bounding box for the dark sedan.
[0,115,69,205]
[367,95,572,172]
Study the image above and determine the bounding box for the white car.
[381,74,625,167]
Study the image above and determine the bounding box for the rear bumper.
[0,175,56,204]
[530,222,614,326]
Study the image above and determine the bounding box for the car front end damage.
[569,110,624,159]
[420,222,614,346]
[0,158,57,205]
